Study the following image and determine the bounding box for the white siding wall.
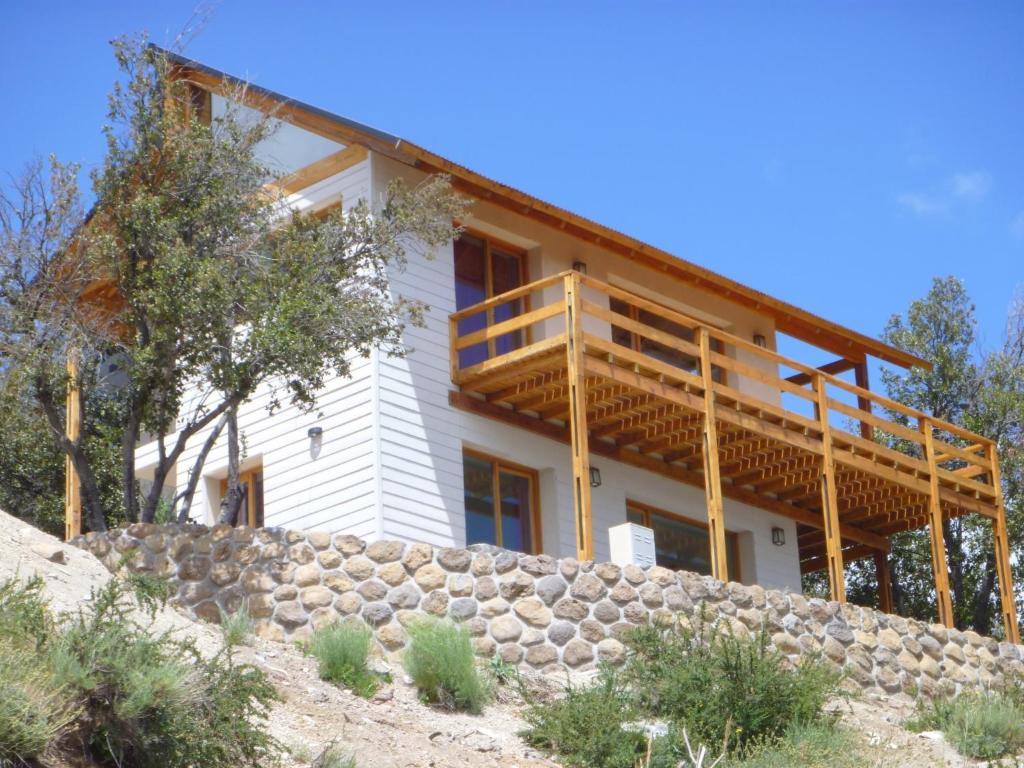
[136,157,379,539]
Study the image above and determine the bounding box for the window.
[462,451,538,553]
[219,467,265,528]
[627,501,738,580]
[454,231,527,368]
[610,297,725,382]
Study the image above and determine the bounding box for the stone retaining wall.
[73,523,1023,697]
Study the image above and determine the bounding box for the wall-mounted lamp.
[771,526,786,546]
[589,467,602,488]
[307,426,323,460]
[753,334,767,349]
[572,261,588,275]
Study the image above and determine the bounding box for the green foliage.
[623,616,843,754]
[312,742,358,768]
[307,622,379,698]
[221,605,255,648]
[521,667,648,768]
[0,576,281,767]
[403,618,489,713]
[726,722,874,768]
[907,689,1024,760]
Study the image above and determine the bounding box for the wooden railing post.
[813,373,846,603]
[987,442,1021,644]
[920,417,955,628]
[853,355,874,441]
[64,354,82,540]
[564,272,594,561]
[698,327,729,581]
[874,551,893,614]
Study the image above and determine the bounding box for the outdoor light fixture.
[589,467,602,487]
[753,334,767,348]
[572,261,588,275]
[307,426,323,460]
[771,526,786,546]
[307,426,323,439]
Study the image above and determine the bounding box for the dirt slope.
[0,509,972,767]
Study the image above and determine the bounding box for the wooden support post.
[988,442,1020,644]
[564,272,594,561]
[920,417,955,628]
[853,356,873,442]
[874,551,893,615]
[813,373,846,603]
[64,355,82,540]
[698,327,729,581]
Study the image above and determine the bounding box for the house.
[70,50,1017,643]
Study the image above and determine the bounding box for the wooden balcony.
[449,271,1019,642]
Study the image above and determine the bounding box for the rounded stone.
[334,534,365,556]
[235,545,260,565]
[472,636,497,657]
[471,553,494,576]
[623,602,649,624]
[553,598,589,622]
[240,566,274,594]
[378,561,408,586]
[300,586,334,610]
[597,638,627,665]
[247,593,275,619]
[377,623,408,650]
[593,562,622,585]
[334,592,362,615]
[593,600,620,624]
[663,585,692,612]
[490,615,524,643]
[493,551,519,574]
[270,561,297,584]
[520,628,545,646]
[254,619,285,642]
[638,582,664,608]
[579,619,607,643]
[414,564,447,591]
[475,576,498,601]
[563,639,595,667]
[356,580,388,602]
[193,600,222,623]
[449,597,478,621]
[559,558,579,581]
[273,584,298,601]
[362,602,393,626]
[387,582,421,610]
[306,531,332,550]
[421,590,449,615]
[179,556,211,581]
[293,563,322,588]
[337,553,374,580]
[210,561,241,586]
[536,575,568,606]
[310,607,338,631]
[822,636,847,664]
[737,608,763,630]
[570,574,606,602]
[323,571,355,593]
[646,566,676,588]
[499,572,535,600]
[514,598,553,628]
[317,550,343,569]
[402,542,433,572]
[826,621,855,645]
[366,540,405,563]
[273,600,308,629]
[548,620,576,646]
[448,573,475,597]
[499,643,524,664]
[525,644,559,668]
[438,548,472,572]
[622,564,646,585]
[520,555,558,577]
[289,544,316,564]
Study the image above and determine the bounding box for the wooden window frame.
[609,298,728,385]
[454,227,532,358]
[626,499,740,582]
[219,466,264,528]
[463,448,542,554]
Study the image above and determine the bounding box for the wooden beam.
[988,443,1021,644]
[564,273,594,561]
[921,418,955,628]
[854,357,874,441]
[815,373,846,603]
[64,355,82,540]
[875,551,894,614]
[267,144,368,196]
[699,329,729,581]
[786,357,857,386]
[800,544,876,574]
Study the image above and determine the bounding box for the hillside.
[0,509,980,767]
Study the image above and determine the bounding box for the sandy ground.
[0,508,1007,768]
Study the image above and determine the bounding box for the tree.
[0,38,466,531]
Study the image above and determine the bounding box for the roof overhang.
[160,46,930,371]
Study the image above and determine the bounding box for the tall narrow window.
[462,451,538,553]
[220,467,265,528]
[453,232,527,368]
[627,501,738,580]
[610,298,725,382]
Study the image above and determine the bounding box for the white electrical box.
[608,523,656,568]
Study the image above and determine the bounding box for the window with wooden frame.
[462,450,539,554]
[609,298,726,383]
[626,500,739,581]
[453,231,528,368]
[219,467,265,528]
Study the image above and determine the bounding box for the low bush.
[307,622,379,697]
[0,576,282,767]
[907,689,1024,760]
[221,604,256,647]
[403,618,489,713]
[727,722,874,768]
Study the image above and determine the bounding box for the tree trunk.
[121,400,142,523]
[176,414,228,523]
[217,404,244,525]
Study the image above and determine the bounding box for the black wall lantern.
[771,526,786,546]
[589,467,602,487]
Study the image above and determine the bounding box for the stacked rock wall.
[73,523,1024,697]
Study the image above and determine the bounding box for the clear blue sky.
[3,1,1022,370]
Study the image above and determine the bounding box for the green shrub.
[623,615,843,753]
[312,742,358,768]
[221,605,256,647]
[727,722,873,768]
[907,690,1024,760]
[403,618,489,713]
[307,622,379,697]
[0,644,77,763]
